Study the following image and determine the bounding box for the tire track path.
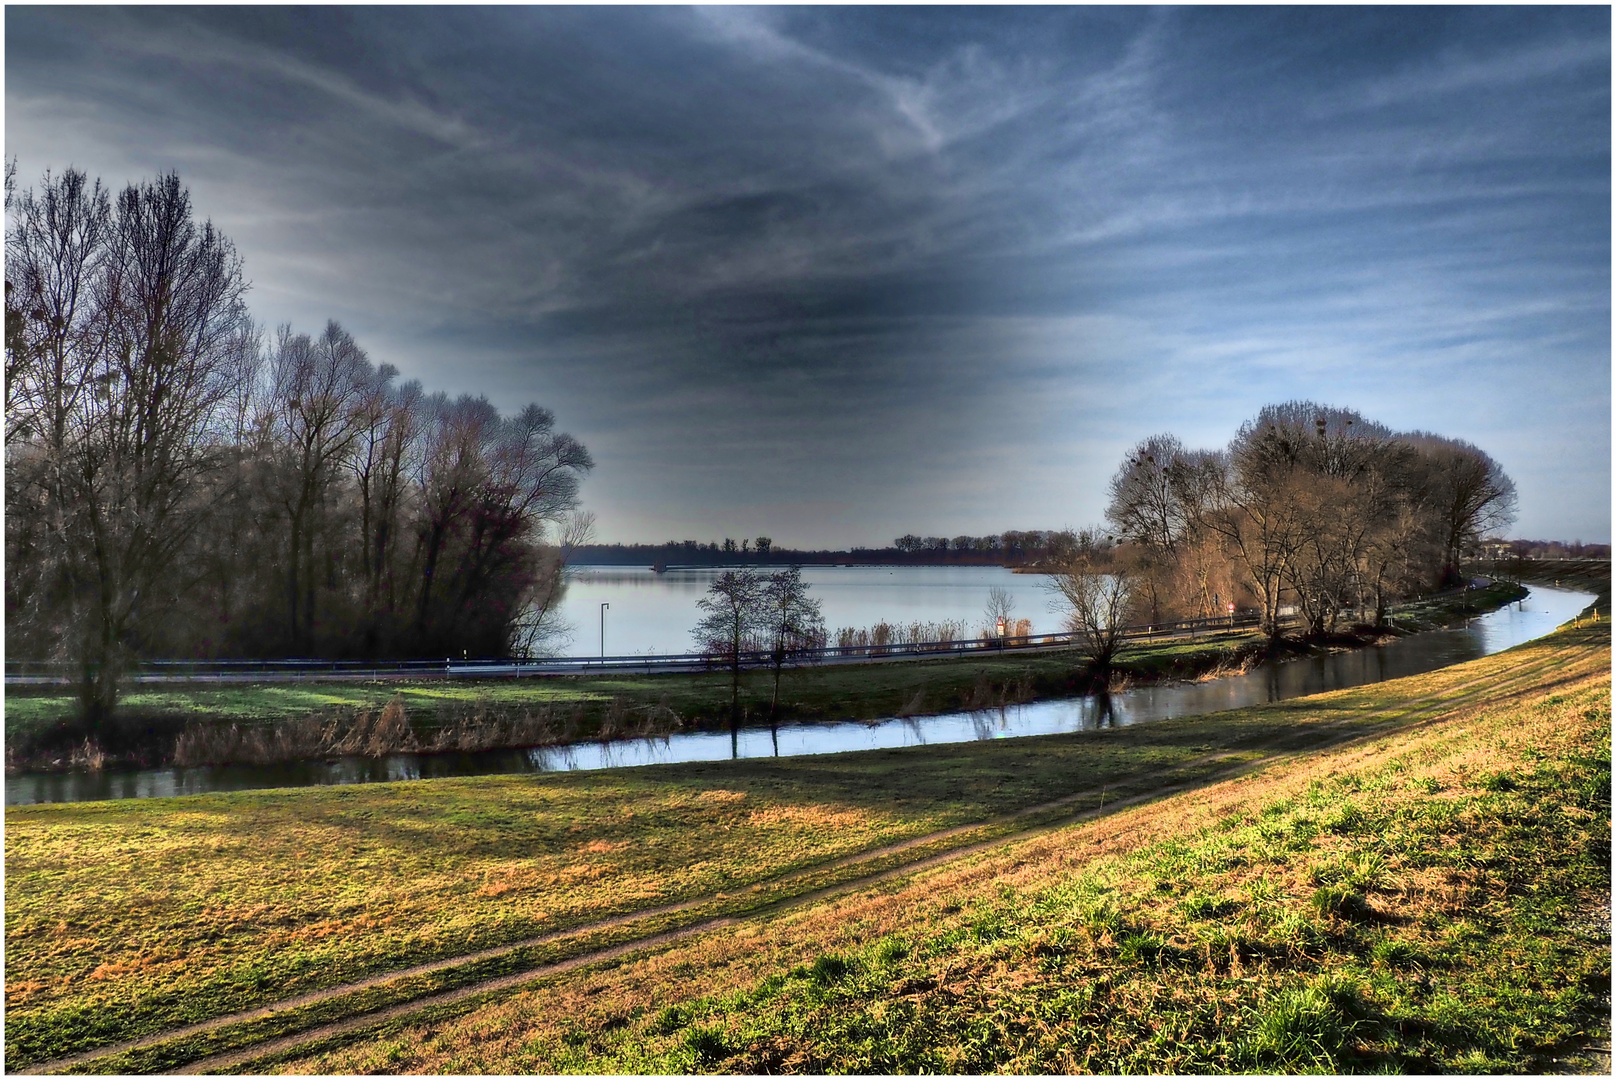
[21,639,1603,1075]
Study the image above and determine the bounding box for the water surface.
[553,564,1057,657]
[7,585,1592,806]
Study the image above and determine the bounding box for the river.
[5,584,1594,806]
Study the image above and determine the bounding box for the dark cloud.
[7,6,1609,544]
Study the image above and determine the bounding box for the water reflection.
[1092,691,1117,729]
[7,586,1594,805]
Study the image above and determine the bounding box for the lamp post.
[600,602,609,662]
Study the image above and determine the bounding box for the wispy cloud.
[6,6,1607,544]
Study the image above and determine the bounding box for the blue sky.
[7,6,1609,545]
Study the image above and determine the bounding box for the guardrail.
[4,611,1270,686]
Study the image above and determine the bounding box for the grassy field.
[271,624,1612,1076]
[5,581,1532,770]
[4,618,1606,1074]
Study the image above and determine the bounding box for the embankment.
[7,620,1606,1074]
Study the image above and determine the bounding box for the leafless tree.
[1406,434,1519,586]
[693,568,765,725]
[410,393,592,655]
[983,585,1016,639]
[760,566,824,722]
[1194,426,1309,641]
[349,372,423,640]
[1107,434,1190,553]
[6,168,118,665]
[1048,528,1139,672]
[1099,400,1517,643]
[7,164,599,719]
[264,321,373,650]
[513,509,595,658]
[44,172,251,723]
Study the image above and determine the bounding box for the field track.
[14,622,1606,1075]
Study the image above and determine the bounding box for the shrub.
[1117,931,1168,964]
[652,1004,688,1035]
[871,936,909,966]
[1370,938,1424,969]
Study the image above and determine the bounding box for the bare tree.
[760,566,824,722]
[5,168,113,452]
[264,321,373,650]
[1407,434,1519,587]
[513,509,595,658]
[57,172,249,723]
[1049,529,1139,673]
[6,168,118,664]
[7,164,598,689]
[693,568,765,725]
[1192,418,1321,641]
[1093,401,1518,646]
[349,372,423,642]
[410,394,592,655]
[983,585,1016,639]
[1107,434,1190,553]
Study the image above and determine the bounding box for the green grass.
[3,632,1267,764]
[8,622,1607,1073]
[0,695,1302,1068]
[1388,581,1530,632]
[269,631,1608,1075]
[6,582,1529,767]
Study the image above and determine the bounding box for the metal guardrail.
[4,612,1269,686]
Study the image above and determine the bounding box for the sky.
[7,5,1610,546]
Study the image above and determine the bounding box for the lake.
[6,584,1594,806]
[550,564,1060,657]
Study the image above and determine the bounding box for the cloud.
[6,6,1608,544]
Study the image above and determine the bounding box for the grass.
[1387,580,1532,632]
[0,695,1297,1069]
[6,581,1530,769]
[258,622,1609,1075]
[5,620,1606,1073]
[4,628,1271,768]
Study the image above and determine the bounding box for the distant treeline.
[1486,539,1610,561]
[6,165,591,722]
[573,531,1080,567]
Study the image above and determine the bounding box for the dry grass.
[8,623,1606,1073]
[267,628,1610,1075]
[3,707,1244,1067]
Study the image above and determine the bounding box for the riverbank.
[6,621,1607,1073]
[3,581,1530,773]
[1474,557,1610,617]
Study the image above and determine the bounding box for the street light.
[600,602,609,661]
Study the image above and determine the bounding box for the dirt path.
[19,636,1604,1076]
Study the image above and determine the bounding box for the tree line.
[570,531,1080,568]
[892,531,1080,563]
[1487,539,1608,561]
[1070,401,1517,647]
[5,164,592,724]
